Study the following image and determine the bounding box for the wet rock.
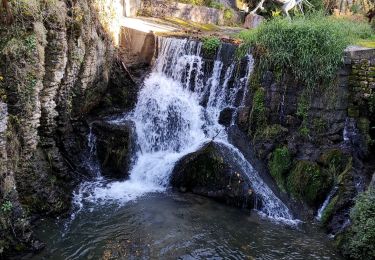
[170,142,255,208]
[236,106,250,131]
[287,160,333,207]
[92,120,136,179]
[218,107,234,127]
[99,61,139,113]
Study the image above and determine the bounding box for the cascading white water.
[76,37,296,223]
[316,186,338,221]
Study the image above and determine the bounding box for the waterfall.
[85,126,101,178]
[316,186,338,221]
[76,37,296,224]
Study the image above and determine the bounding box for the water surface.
[33,192,342,259]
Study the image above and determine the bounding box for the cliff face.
[241,47,375,235]
[0,0,120,255]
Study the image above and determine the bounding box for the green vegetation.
[320,195,338,224]
[287,160,333,206]
[254,124,288,141]
[162,17,219,32]
[238,14,373,89]
[342,188,375,260]
[269,146,291,192]
[250,87,266,130]
[202,36,221,55]
[1,201,12,213]
[208,1,225,10]
[320,149,350,176]
[296,94,310,136]
[178,0,223,9]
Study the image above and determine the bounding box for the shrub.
[202,36,220,55]
[238,14,373,90]
[208,1,225,10]
[342,188,375,260]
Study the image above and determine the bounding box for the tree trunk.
[1,0,13,25]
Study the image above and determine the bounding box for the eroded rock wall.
[0,0,120,255]
[242,47,375,232]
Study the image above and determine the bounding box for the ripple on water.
[32,192,343,260]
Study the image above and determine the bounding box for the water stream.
[74,37,294,222]
[31,37,342,259]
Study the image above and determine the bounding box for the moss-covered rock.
[323,158,356,233]
[170,142,255,208]
[287,160,333,207]
[319,149,351,176]
[92,120,135,179]
[320,195,338,225]
[268,146,291,192]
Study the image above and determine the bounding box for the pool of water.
[32,192,342,259]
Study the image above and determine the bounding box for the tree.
[1,0,13,25]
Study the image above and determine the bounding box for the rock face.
[0,0,124,255]
[243,45,375,241]
[170,142,255,208]
[243,13,265,29]
[92,121,136,179]
[218,107,234,127]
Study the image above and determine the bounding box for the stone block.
[243,13,265,29]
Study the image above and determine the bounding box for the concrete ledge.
[344,46,375,65]
[120,27,156,65]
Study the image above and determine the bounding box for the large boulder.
[243,13,265,29]
[91,120,136,179]
[170,142,255,208]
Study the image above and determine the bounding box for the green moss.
[296,94,310,137]
[250,87,266,130]
[320,149,351,177]
[163,17,219,31]
[321,195,338,225]
[312,118,327,134]
[223,8,235,25]
[254,124,288,141]
[269,146,291,192]
[341,188,375,260]
[287,160,332,206]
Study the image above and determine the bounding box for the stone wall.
[120,27,156,65]
[141,0,225,25]
[345,47,375,155]
[240,46,374,225]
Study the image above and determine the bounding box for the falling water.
[75,37,296,223]
[316,186,338,221]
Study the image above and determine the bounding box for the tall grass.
[238,14,374,89]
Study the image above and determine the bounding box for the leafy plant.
[202,36,220,55]
[238,14,373,90]
[1,201,12,213]
[342,188,375,260]
[223,8,234,24]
